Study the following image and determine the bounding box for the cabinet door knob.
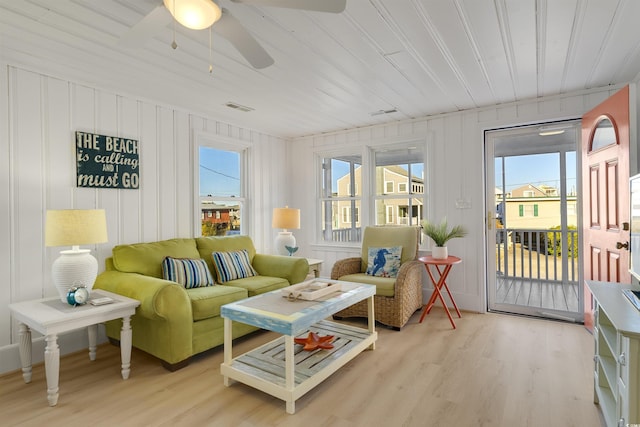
[619,352,626,366]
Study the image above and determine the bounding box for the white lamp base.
[51,249,98,303]
[275,231,296,256]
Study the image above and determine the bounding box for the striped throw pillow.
[211,250,257,283]
[162,257,215,289]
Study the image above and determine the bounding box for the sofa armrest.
[94,270,192,322]
[331,257,362,279]
[252,254,309,284]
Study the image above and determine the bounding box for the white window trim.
[193,131,251,237]
[313,136,431,247]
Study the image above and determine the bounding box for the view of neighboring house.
[201,197,240,236]
[496,183,577,230]
[334,165,424,230]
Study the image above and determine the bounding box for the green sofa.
[94,235,309,370]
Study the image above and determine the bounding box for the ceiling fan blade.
[230,0,346,13]
[118,5,173,48]
[215,10,274,69]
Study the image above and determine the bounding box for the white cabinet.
[588,281,640,427]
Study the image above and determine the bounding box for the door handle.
[487,211,493,230]
[616,241,629,250]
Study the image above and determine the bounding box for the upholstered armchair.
[331,226,424,330]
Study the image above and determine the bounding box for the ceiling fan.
[119,0,347,69]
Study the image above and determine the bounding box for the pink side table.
[418,255,462,329]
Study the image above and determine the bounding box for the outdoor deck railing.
[496,228,579,284]
[324,227,362,242]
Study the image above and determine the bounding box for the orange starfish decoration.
[294,331,335,351]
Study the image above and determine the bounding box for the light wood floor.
[0,309,604,427]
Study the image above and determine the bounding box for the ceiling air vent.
[225,102,254,112]
[370,108,397,116]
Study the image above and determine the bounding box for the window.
[318,143,425,243]
[342,207,351,223]
[374,146,424,226]
[518,204,539,217]
[319,154,362,242]
[199,145,246,236]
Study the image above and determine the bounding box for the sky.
[199,147,240,197]
[495,151,577,195]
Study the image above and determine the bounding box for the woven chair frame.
[330,227,424,330]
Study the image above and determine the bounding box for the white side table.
[8,290,140,406]
[306,258,323,278]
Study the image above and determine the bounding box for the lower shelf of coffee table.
[221,319,376,408]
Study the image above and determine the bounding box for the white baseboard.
[0,326,108,376]
[421,289,485,313]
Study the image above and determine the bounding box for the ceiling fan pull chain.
[171,0,178,49]
[209,26,213,73]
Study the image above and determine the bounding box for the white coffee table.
[220,280,376,414]
[8,290,140,406]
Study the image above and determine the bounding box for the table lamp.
[45,209,108,302]
[272,206,300,256]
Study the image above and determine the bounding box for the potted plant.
[421,218,467,259]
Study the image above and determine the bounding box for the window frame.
[194,133,251,237]
[317,150,364,243]
[371,143,426,228]
[315,139,429,246]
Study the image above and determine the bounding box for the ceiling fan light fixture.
[164,0,222,30]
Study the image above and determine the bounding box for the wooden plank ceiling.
[1,0,640,138]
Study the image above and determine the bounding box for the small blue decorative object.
[285,245,299,256]
[66,286,89,306]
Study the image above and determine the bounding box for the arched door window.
[590,117,616,151]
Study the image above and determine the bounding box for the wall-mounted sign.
[75,131,139,189]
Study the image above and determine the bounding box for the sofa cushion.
[222,275,289,297]
[211,250,257,283]
[365,246,402,278]
[338,273,396,297]
[162,257,215,289]
[112,238,201,278]
[196,235,256,281]
[187,285,248,321]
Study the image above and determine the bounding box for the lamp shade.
[163,0,222,30]
[45,209,108,302]
[45,209,108,247]
[272,207,300,230]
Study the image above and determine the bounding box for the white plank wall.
[290,84,632,314]
[0,65,289,374]
[1,57,637,376]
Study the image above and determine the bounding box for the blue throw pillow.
[365,246,402,278]
[211,249,257,283]
[162,257,215,289]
